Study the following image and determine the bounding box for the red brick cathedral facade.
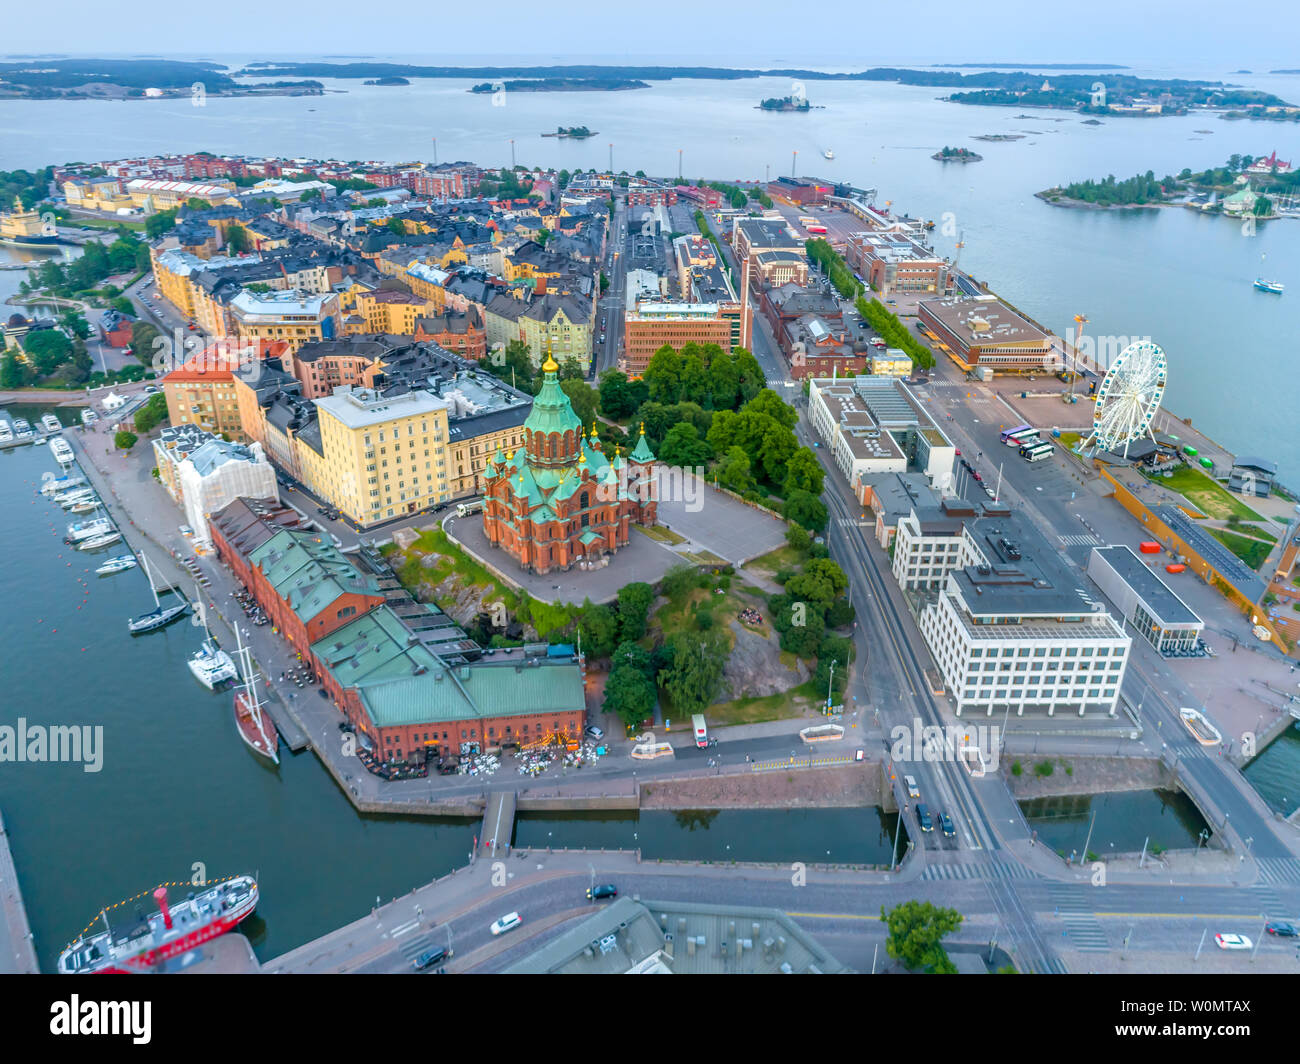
[483,353,658,574]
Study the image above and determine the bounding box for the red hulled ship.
[57,876,258,974]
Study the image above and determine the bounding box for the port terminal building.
[1087,546,1205,656]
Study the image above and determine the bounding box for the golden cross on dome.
[541,336,558,374]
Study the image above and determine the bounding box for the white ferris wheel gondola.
[1085,339,1167,458]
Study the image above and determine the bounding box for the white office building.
[894,499,1131,717]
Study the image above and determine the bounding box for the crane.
[1066,314,1088,403]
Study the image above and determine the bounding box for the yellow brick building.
[297,387,452,525]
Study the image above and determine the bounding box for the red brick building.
[483,353,658,574]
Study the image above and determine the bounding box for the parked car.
[916,803,934,832]
[1266,922,1297,937]
[585,725,604,741]
[972,472,983,482]
[413,946,449,969]
[940,812,955,838]
[587,884,618,900]
[1214,933,1252,950]
[490,912,522,936]
[179,525,194,538]
[903,775,920,799]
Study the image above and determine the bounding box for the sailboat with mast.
[127,553,189,634]
[231,625,280,764]
[187,584,238,689]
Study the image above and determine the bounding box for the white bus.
[1020,441,1054,463]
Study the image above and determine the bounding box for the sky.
[4,1,1296,70]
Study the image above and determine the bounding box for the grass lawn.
[1208,528,1274,570]
[633,523,687,545]
[1059,431,1082,451]
[1149,465,1266,522]
[73,216,145,232]
[747,543,807,576]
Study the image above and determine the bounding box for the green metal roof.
[311,604,585,729]
[523,364,582,437]
[629,428,656,463]
[249,529,380,626]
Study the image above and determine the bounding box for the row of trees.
[855,295,934,370]
[805,238,862,300]
[23,234,150,299]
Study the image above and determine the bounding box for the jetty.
[0,809,39,973]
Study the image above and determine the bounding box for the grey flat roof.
[1090,545,1202,626]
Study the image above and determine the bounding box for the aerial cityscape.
[1,0,1298,1027]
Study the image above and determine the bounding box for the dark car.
[436,760,458,775]
[587,884,618,900]
[1266,922,1298,937]
[940,812,955,838]
[916,803,934,832]
[414,946,449,969]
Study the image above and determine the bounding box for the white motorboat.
[58,489,96,507]
[79,530,122,551]
[68,501,99,514]
[0,422,12,443]
[40,413,61,433]
[95,553,138,576]
[12,418,33,439]
[81,408,98,426]
[66,516,112,542]
[41,472,85,495]
[49,436,75,465]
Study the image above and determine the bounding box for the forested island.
[542,126,597,138]
[0,58,324,99]
[932,146,982,162]
[364,76,409,86]
[1039,154,1300,211]
[759,96,811,111]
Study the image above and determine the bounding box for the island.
[932,146,982,162]
[470,78,648,93]
[364,76,409,86]
[0,58,326,100]
[542,126,597,139]
[1038,154,1295,217]
[759,95,812,111]
[972,133,1025,141]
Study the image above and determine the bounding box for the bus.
[1011,429,1041,448]
[1000,424,1033,445]
[1020,441,1054,462]
[806,224,828,234]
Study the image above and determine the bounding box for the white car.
[903,775,920,799]
[490,911,522,936]
[1214,933,1251,950]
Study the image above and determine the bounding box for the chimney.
[153,886,173,930]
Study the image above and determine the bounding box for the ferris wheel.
[1086,339,1167,457]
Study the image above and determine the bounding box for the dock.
[0,809,40,974]
[479,790,517,856]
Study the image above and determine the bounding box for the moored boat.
[49,436,75,465]
[95,553,138,576]
[79,530,122,551]
[66,516,112,542]
[232,626,279,764]
[128,553,188,634]
[40,413,61,433]
[41,472,85,495]
[57,876,258,974]
[188,587,239,689]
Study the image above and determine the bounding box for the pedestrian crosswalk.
[1058,533,1101,547]
[1256,857,1300,885]
[1044,884,1109,951]
[920,859,1038,881]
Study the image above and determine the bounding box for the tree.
[23,329,72,375]
[785,524,811,552]
[658,423,713,469]
[642,345,683,404]
[603,662,657,728]
[814,635,853,701]
[714,446,755,495]
[114,429,138,450]
[598,369,639,420]
[558,355,585,381]
[226,224,250,254]
[616,582,655,642]
[387,216,406,235]
[881,901,963,974]
[733,348,766,403]
[577,601,620,660]
[783,447,825,497]
[145,209,178,239]
[784,489,828,532]
[785,557,848,611]
[133,392,169,433]
[706,352,740,410]
[610,640,654,678]
[632,400,673,448]
[0,351,30,389]
[744,388,797,429]
[59,310,90,340]
[658,630,727,715]
[660,564,701,601]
